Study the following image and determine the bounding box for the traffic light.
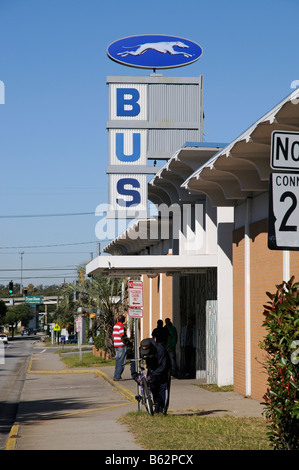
[8,281,13,294]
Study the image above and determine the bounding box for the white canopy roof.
[182,88,299,206]
[87,88,299,277]
[86,253,217,277]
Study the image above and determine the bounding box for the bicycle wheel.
[141,377,154,416]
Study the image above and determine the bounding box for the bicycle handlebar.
[122,354,155,366]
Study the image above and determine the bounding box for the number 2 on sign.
[279,191,297,232]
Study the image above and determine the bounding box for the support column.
[216,207,234,386]
[283,251,290,282]
[244,199,251,397]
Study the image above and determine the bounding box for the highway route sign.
[271,131,299,171]
[25,295,41,305]
[268,172,299,250]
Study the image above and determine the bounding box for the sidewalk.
[6,346,264,450]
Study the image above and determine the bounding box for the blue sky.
[0,0,298,287]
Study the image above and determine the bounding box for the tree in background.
[0,300,7,320]
[0,303,35,337]
[55,284,76,333]
[61,270,126,357]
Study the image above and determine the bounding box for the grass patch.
[120,412,271,450]
[196,384,234,392]
[55,347,92,354]
[59,352,115,368]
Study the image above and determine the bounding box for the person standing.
[164,318,178,377]
[152,319,169,346]
[112,314,127,381]
[181,317,196,378]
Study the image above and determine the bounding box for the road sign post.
[128,280,143,406]
[53,323,61,344]
[269,131,299,250]
[75,315,83,362]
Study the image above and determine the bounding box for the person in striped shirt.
[113,315,127,381]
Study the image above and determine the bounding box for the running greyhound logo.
[107,35,203,70]
[117,41,192,58]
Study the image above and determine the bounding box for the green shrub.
[260,276,299,450]
[93,330,105,351]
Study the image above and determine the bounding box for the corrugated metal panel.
[109,83,147,120]
[148,129,201,157]
[148,84,201,123]
[109,129,147,165]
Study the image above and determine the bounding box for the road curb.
[5,424,20,450]
[95,369,136,403]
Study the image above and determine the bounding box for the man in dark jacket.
[152,319,169,346]
[131,337,171,415]
[164,318,178,377]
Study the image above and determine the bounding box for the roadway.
[0,336,39,450]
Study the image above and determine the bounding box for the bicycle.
[129,357,154,416]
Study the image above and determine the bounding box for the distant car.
[21,328,37,336]
[67,334,77,344]
[21,328,31,336]
[0,334,8,344]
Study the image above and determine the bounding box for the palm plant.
[60,272,126,357]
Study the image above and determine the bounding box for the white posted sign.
[271,131,299,170]
[75,316,82,332]
[128,280,143,307]
[128,308,143,318]
[268,172,299,250]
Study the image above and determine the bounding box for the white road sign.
[128,280,143,307]
[75,316,82,332]
[128,308,143,318]
[271,131,299,170]
[268,172,299,250]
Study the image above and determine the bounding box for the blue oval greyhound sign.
[107,35,203,70]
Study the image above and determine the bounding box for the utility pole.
[19,251,24,294]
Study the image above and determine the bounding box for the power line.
[0,211,95,218]
[0,267,77,272]
[0,275,76,281]
[0,241,99,249]
[0,251,95,255]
